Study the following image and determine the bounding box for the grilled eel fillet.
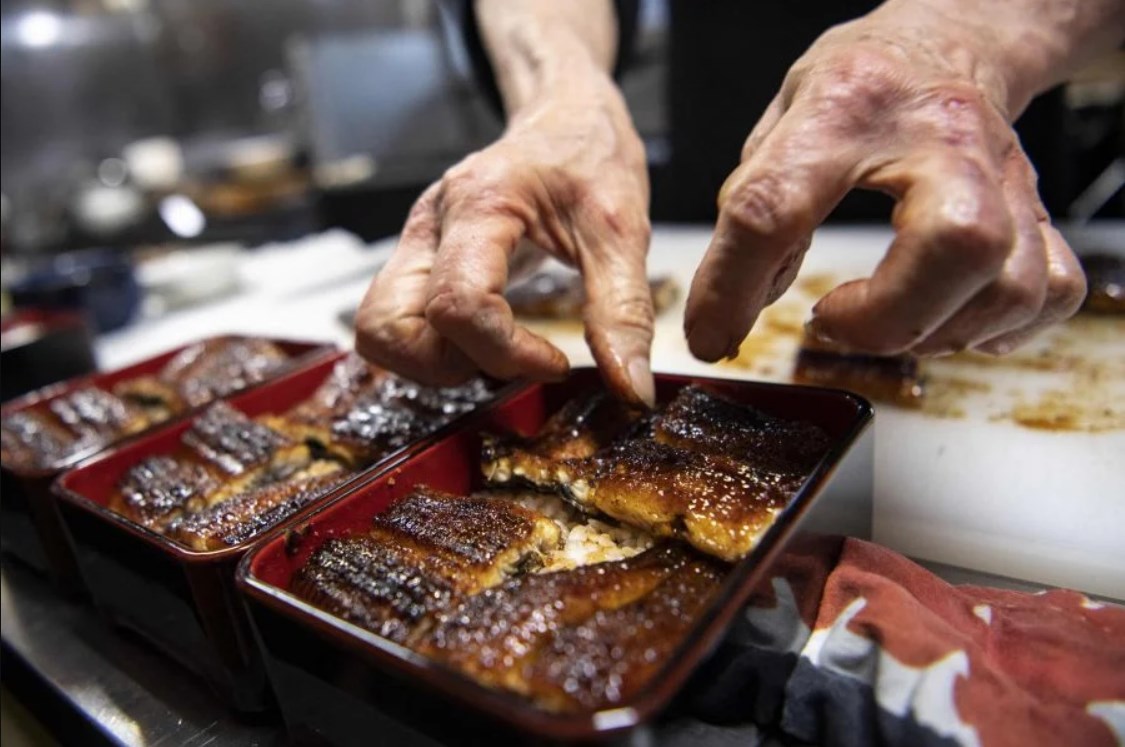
[793,333,924,408]
[182,402,310,501]
[274,353,494,466]
[114,337,290,416]
[1,388,150,471]
[423,543,723,711]
[159,337,289,409]
[112,455,220,532]
[291,487,561,643]
[654,384,830,484]
[483,386,830,561]
[170,463,352,551]
[111,403,326,543]
[110,361,496,549]
[481,391,645,488]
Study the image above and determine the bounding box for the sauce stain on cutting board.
[715,272,1124,433]
[523,265,1124,433]
[920,315,1125,431]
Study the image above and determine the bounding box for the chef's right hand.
[684,0,1098,362]
[354,73,655,405]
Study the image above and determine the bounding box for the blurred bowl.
[8,248,141,333]
[9,247,141,333]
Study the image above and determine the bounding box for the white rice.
[479,490,654,571]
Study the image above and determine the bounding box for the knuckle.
[586,288,654,342]
[988,276,1045,321]
[617,293,656,330]
[374,317,418,359]
[806,49,903,125]
[440,160,476,194]
[724,173,813,242]
[1045,267,1087,320]
[920,85,996,149]
[441,158,520,209]
[929,202,1012,272]
[405,187,437,224]
[356,316,415,368]
[587,194,651,242]
[424,283,482,329]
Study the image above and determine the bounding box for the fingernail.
[724,339,743,360]
[977,340,1011,357]
[688,326,730,363]
[804,317,835,345]
[627,356,656,408]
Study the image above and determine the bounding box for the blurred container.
[137,244,242,312]
[53,352,509,710]
[1,335,335,587]
[8,248,141,333]
[0,309,97,403]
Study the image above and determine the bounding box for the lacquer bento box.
[237,369,874,743]
[0,334,334,584]
[52,350,513,710]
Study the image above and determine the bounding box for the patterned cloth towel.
[664,536,1125,747]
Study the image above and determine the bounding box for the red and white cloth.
[674,536,1125,747]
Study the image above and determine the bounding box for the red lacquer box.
[238,369,874,744]
[1,334,334,585]
[53,352,516,710]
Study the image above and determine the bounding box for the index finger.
[684,105,860,361]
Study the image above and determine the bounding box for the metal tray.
[238,369,874,744]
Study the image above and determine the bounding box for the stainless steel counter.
[1,562,281,746]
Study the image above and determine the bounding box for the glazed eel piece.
[111,402,323,539]
[481,391,646,488]
[274,353,496,466]
[423,543,723,711]
[112,455,220,532]
[483,386,830,561]
[291,487,560,643]
[170,463,352,551]
[110,357,499,550]
[1,388,150,471]
[793,334,924,408]
[114,337,291,419]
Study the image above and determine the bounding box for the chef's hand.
[354,74,654,404]
[684,0,1116,360]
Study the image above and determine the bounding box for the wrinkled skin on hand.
[354,82,655,404]
[684,10,1087,361]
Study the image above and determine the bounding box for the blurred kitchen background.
[0,0,1120,348]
